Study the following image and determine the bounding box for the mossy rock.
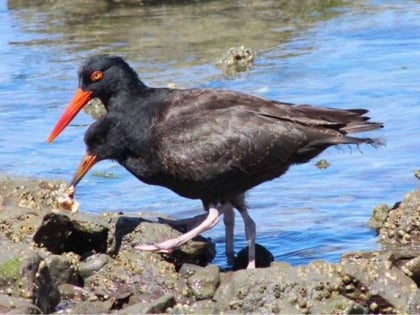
[0,256,21,285]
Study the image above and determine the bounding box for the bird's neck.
[105,80,151,112]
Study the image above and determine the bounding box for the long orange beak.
[47,88,93,143]
[70,152,98,187]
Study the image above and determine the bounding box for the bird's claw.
[134,243,174,254]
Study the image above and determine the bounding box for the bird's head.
[70,113,129,187]
[47,55,143,143]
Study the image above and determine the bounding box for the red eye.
[90,70,103,82]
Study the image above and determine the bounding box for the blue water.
[0,0,419,267]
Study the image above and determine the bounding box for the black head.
[78,54,147,106]
[84,113,129,162]
[48,55,147,143]
[70,113,131,187]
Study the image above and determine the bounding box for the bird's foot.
[134,237,183,253]
[135,207,222,255]
[134,244,173,253]
[247,259,256,269]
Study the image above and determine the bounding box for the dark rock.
[401,255,420,285]
[0,293,41,314]
[45,254,81,286]
[70,299,114,314]
[19,254,41,299]
[78,253,110,279]
[123,294,175,314]
[233,243,274,270]
[58,283,90,302]
[111,216,215,267]
[20,253,60,313]
[33,213,108,255]
[34,259,61,313]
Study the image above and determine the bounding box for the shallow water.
[0,0,419,267]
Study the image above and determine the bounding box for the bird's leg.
[135,206,222,253]
[239,208,256,269]
[223,203,235,266]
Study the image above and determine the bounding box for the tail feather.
[293,105,383,133]
[341,122,383,134]
[334,136,386,148]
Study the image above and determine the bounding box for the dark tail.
[300,107,385,148]
[335,135,386,148]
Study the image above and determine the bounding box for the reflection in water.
[8,0,354,69]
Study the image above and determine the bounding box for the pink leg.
[223,204,235,265]
[135,206,222,253]
[240,209,256,269]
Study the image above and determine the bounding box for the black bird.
[49,55,383,269]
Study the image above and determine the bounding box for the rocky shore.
[0,175,418,314]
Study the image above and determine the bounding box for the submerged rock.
[217,46,255,76]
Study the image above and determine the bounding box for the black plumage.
[50,55,383,269]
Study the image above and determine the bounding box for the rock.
[0,293,41,314]
[214,263,296,313]
[378,191,420,246]
[368,203,390,230]
[33,259,61,313]
[78,253,110,278]
[111,215,215,267]
[187,264,220,300]
[123,294,175,314]
[315,159,330,169]
[45,253,81,286]
[33,213,109,255]
[20,254,42,299]
[214,260,370,314]
[145,294,176,313]
[401,255,420,285]
[20,253,60,313]
[58,283,91,302]
[338,251,419,314]
[0,256,21,289]
[70,299,114,314]
[179,263,203,277]
[1,174,420,314]
[217,46,255,75]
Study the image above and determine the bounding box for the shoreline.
[0,174,418,314]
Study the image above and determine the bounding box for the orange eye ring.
[90,70,103,82]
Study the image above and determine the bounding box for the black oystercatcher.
[49,55,383,269]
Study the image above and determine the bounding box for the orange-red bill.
[70,152,98,187]
[47,88,93,143]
